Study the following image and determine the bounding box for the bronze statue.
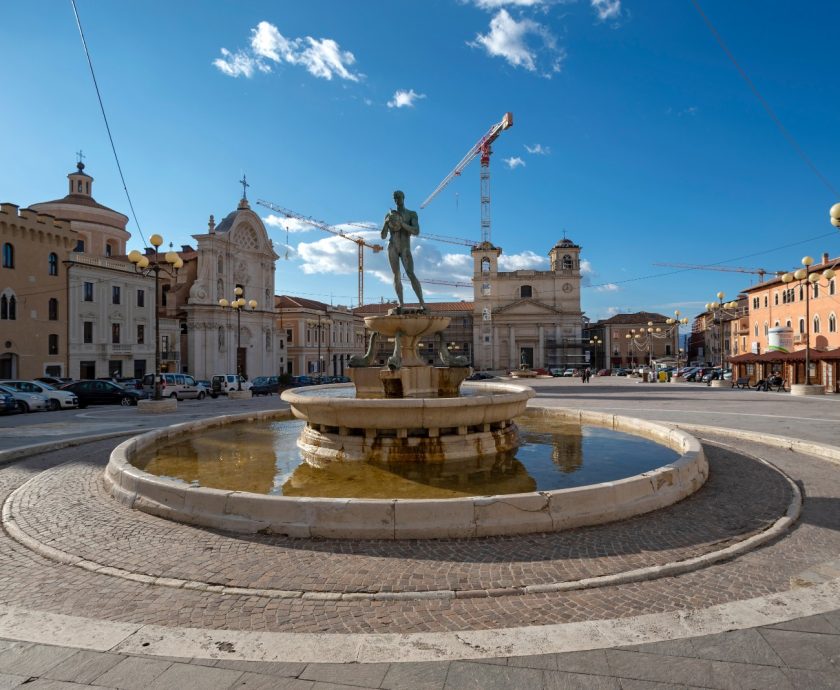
[382,190,426,312]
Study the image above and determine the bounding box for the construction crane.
[402,274,472,289]
[421,111,514,245]
[256,199,383,307]
[345,222,478,248]
[653,262,783,282]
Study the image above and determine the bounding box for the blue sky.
[2,1,839,320]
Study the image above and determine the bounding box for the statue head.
[393,190,405,205]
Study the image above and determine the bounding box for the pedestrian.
[585,367,591,383]
[580,369,586,384]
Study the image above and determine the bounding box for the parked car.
[210,374,252,397]
[141,373,207,400]
[250,375,281,396]
[562,369,576,377]
[61,380,143,407]
[35,376,74,387]
[0,390,18,414]
[614,368,628,376]
[291,375,316,386]
[116,378,144,391]
[597,369,611,376]
[1,380,79,410]
[0,383,49,413]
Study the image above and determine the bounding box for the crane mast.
[421,112,513,245]
[256,199,383,307]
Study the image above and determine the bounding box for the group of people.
[580,367,593,383]
[754,374,784,391]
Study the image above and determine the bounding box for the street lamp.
[705,293,739,372]
[665,310,689,373]
[128,236,182,401]
[219,286,257,390]
[830,203,840,229]
[306,313,332,381]
[781,257,835,387]
[588,336,602,370]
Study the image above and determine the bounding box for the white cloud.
[471,9,541,72]
[499,250,547,271]
[596,283,620,292]
[524,143,550,155]
[212,48,258,78]
[472,0,547,8]
[387,89,426,109]
[591,0,621,21]
[580,259,593,275]
[215,21,361,82]
[504,156,526,169]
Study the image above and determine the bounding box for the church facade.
[471,238,584,371]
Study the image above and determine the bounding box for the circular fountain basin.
[282,382,534,463]
[104,406,708,539]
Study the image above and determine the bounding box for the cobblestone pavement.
[0,379,838,687]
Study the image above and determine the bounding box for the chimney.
[823,252,830,266]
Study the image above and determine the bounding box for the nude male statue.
[382,190,426,312]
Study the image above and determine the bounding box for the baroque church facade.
[471,238,585,371]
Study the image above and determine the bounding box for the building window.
[814,315,820,334]
[773,292,778,306]
[481,258,490,274]
[48,298,58,321]
[786,319,792,328]
[75,239,85,252]
[105,242,112,257]
[813,283,819,298]
[520,285,532,298]
[83,282,94,301]
[1,294,11,320]
[799,318,805,334]
[111,323,121,344]
[48,253,58,276]
[112,286,121,305]
[137,289,145,307]
[137,324,145,344]
[2,243,13,268]
[83,321,93,343]
[829,313,837,333]
[218,254,224,274]
[161,284,170,307]
[764,296,768,307]
[830,280,836,296]
[763,322,768,336]
[799,285,804,301]
[48,334,59,355]
[286,328,292,343]
[562,254,573,269]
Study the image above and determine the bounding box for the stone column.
[509,325,516,370]
[492,325,500,370]
[538,324,545,369]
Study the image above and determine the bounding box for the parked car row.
[290,375,351,386]
[0,380,79,413]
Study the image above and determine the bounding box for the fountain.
[104,190,708,539]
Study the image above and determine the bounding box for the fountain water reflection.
[137,415,678,500]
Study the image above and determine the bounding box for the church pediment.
[493,298,562,316]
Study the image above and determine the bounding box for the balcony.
[98,344,134,356]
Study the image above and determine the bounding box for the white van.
[141,373,207,400]
[210,374,252,397]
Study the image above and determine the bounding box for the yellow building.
[0,203,77,378]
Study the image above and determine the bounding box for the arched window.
[774,292,778,306]
[2,243,13,268]
[48,253,58,276]
[786,319,792,328]
[799,318,805,334]
[774,320,780,327]
[562,254,573,269]
[7,295,15,320]
[481,258,490,274]
[48,298,58,321]
[799,285,804,301]
[829,313,837,333]
[217,254,224,274]
[813,283,819,298]
[753,323,758,337]
[0,295,6,320]
[520,285,532,298]
[48,334,59,355]
[74,239,85,252]
[763,322,769,336]
[813,315,820,334]
[764,296,768,307]
[830,279,836,296]
[105,242,113,258]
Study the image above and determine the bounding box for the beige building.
[588,312,679,371]
[471,238,584,371]
[278,296,364,377]
[0,203,77,379]
[30,162,177,380]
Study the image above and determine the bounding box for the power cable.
[690,0,839,199]
[70,0,147,247]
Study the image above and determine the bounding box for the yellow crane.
[257,199,383,307]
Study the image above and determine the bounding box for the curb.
[0,431,136,468]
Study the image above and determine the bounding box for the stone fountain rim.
[103,405,708,540]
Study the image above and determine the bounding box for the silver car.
[0,383,49,413]
[1,380,79,410]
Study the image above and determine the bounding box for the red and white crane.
[421,112,514,245]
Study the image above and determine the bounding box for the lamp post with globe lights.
[831,203,840,230]
[588,336,602,371]
[219,287,257,390]
[665,310,689,380]
[781,257,835,394]
[704,293,740,383]
[128,236,182,401]
[306,312,333,382]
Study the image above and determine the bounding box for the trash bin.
[642,372,649,383]
[658,371,667,383]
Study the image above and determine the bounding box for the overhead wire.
[70,0,147,247]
